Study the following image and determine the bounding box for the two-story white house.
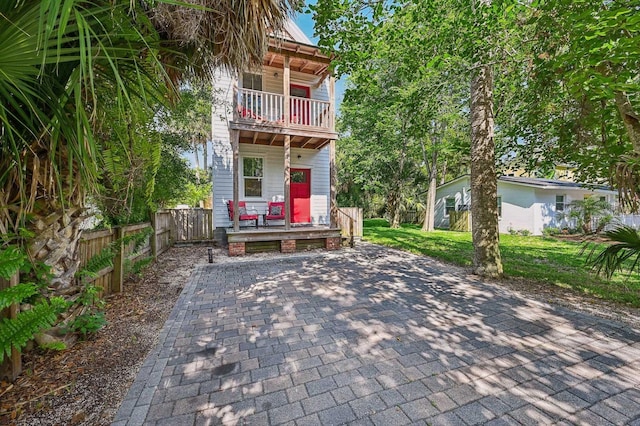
[211,21,341,255]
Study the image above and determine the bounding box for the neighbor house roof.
[437,174,615,193]
[498,176,614,192]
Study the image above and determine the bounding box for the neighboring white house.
[210,20,338,243]
[435,175,617,235]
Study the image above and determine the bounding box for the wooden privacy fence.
[1,209,207,381]
[337,207,363,246]
[450,211,471,232]
[169,209,214,242]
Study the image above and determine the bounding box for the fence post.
[150,214,158,261]
[0,272,21,381]
[112,227,125,293]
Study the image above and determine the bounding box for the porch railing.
[234,87,332,130]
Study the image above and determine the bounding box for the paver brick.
[112,245,640,425]
[301,392,336,415]
[269,402,305,423]
[317,403,357,425]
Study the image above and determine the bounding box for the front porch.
[226,226,342,256]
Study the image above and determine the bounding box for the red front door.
[290,168,311,223]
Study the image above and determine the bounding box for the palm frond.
[586,225,640,279]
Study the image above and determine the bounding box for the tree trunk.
[422,141,438,232]
[193,138,201,184]
[28,207,84,290]
[614,91,640,152]
[470,64,503,277]
[203,137,209,178]
[388,190,402,229]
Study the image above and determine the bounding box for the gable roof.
[437,174,615,193]
[283,20,313,45]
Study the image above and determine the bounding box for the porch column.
[284,134,291,230]
[284,56,290,127]
[329,75,336,132]
[232,129,240,232]
[329,139,338,228]
[283,55,291,230]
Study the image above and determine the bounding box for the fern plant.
[0,247,67,363]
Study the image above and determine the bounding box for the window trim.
[445,197,456,217]
[555,194,566,212]
[241,156,265,199]
[242,72,263,91]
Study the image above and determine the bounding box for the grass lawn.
[363,219,640,307]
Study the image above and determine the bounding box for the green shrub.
[66,312,107,339]
[543,227,561,236]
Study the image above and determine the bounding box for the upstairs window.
[243,157,263,197]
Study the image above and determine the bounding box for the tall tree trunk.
[390,131,409,229]
[470,64,503,277]
[440,160,447,185]
[421,136,438,232]
[203,137,209,178]
[614,92,640,152]
[193,138,201,184]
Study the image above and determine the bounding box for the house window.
[556,195,565,212]
[242,73,262,91]
[497,196,502,218]
[243,157,263,197]
[599,196,606,202]
[445,198,456,216]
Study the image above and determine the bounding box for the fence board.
[171,209,213,241]
[337,207,363,238]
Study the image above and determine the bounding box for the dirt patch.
[0,245,214,426]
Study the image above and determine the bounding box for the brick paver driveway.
[114,244,640,425]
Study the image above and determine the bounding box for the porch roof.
[265,39,332,77]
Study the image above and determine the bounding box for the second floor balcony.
[233,87,334,132]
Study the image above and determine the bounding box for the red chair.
[227,201,258,228]
[264,201,285,226]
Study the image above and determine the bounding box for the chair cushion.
[270,205,283,216]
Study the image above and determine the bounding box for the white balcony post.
[284,56,290,127]
[232,129,240,232]
[329,75,336,132]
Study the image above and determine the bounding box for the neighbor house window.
[556,195,565,212]
[497,196,502,218]
[445,198,456,216]
[243,157,263,197]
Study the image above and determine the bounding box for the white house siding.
[213,140,330,229]
[535,188,616,233]
[434,177,470,229]
[435,176,617,235]
[497,182,536,234]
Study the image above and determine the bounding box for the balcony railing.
[234,87,333,131]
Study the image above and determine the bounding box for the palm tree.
[567,197,611,234]
[0,0,297,289]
